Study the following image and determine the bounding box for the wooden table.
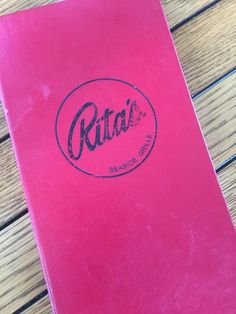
[0,0,235,313]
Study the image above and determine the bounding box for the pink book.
[0,1,236,313]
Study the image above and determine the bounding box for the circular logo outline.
[55,78,158,178]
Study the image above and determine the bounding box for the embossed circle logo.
[55,78,157,178]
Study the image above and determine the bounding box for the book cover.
[0,0,236,313]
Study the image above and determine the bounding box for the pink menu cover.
[0,1,236,313]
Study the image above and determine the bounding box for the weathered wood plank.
[218,162,236,225]
[1,71,235,226]
[0,102,8,139]
[0,0,56,15]
[1,161,235,314]
[22,296,52,314]
[0,214,46,313]
[195,72,236,168]
[0,139,26,227]
[162,0,213,28]
[173,0,236,96]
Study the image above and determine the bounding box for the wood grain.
[218,162,236,224]
[22,296,52,314]
[162,0,213,28]
[0,214,46,313]
[194,71,236,168]
[174,0,236,96]
[0,102,8,140]
[1,160,235,314]
[0,0,56,15]
[0,139,26,227]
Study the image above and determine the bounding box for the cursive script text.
[68,99,146,160]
